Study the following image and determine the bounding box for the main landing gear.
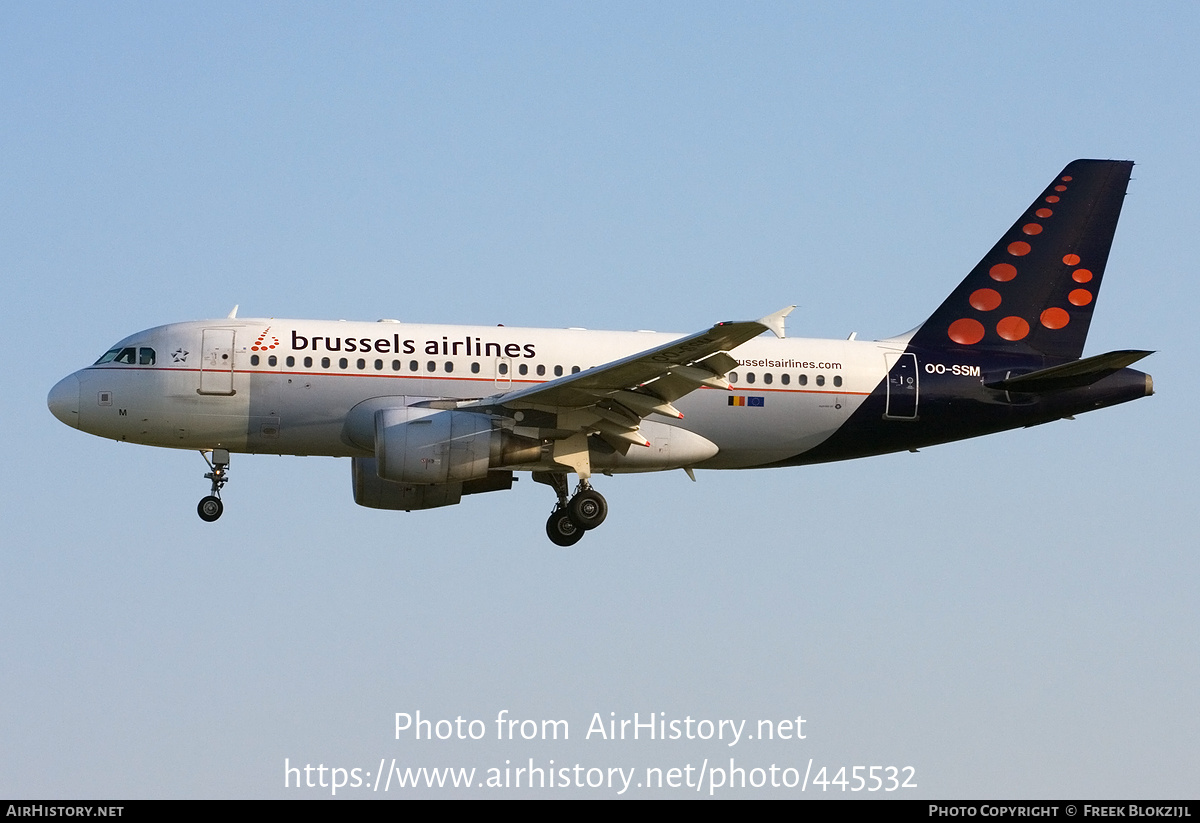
[535,472,608,547]
[197,449,230,522]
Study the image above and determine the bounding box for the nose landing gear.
[197,449,230,522]
[534,472,608,547]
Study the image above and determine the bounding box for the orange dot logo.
[969,288,1002,311]
[1062,254,1081,266]
[1061,176,1073,182]
[1068,289,1093,306]
[1035,208,1053,218]
[1054,185,1067,192]
[1045,195,1060,203]
[948,318,985,345]
[1008,241,1031,256]
[989,263,1017,282]
[1040,307,1070,329]
[1072,268,1093,283]
[996,316,1030,341]
[1022,223,1043,235]
[251,327,280,352]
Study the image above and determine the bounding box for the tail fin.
[908,159,1133,360]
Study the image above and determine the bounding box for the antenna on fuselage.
[227,305,239,319]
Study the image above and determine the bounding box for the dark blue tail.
[908,159,1133,361]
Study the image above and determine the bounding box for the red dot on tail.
[1040,307,1070,329]
[1068,289,1092,306]
[948,318,985,345]
[989,263,1017,282]
[969,288,1002,311]
[996,316,1030,341]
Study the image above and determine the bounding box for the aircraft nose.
[48,374,80,428]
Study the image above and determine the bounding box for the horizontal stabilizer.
[984,350,1153,393]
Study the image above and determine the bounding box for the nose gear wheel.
[197,449,230,522]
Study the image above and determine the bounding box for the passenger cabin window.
[250,354,260,366]
[833,375,842,387]
[816,375,825,387]
[781,374,790,385]
[764,372,773,385]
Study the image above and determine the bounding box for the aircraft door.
[199,329,236,395]
[884,352,918,419]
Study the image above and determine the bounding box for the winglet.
[227,305,239,319]
[757,306,795,339]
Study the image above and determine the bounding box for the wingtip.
[757,305,796,338]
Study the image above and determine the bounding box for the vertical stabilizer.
[908,160,1133,361]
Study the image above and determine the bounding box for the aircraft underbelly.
[683,384,873,469]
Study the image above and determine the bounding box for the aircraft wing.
[464,307,793,451]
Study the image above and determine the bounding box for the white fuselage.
[55,318,898,471]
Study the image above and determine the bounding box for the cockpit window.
[93,346,153,366]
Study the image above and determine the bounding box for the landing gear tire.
[568,488,607,531]
[197,495,224,522]
[546,509,584,547]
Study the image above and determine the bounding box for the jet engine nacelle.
[374,408,542,485]
[351,457,514,511]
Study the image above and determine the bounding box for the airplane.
[47,159,1153,545]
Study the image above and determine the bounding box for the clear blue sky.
[3,1,1195,797]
